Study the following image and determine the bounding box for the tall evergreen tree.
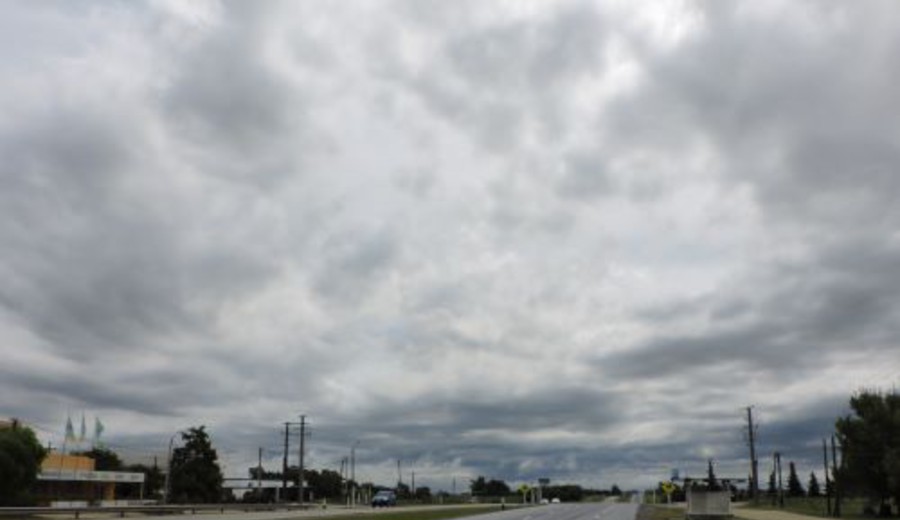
[767,470,776,496]
[707,459,722,490]
[169,426,223,503]
[808,472,821,497]
[787,462,804,497]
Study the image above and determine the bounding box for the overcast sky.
[2,0,900,491]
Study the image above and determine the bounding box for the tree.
[169,426,223,503]
[73,447,122,471]
[306,468,342,499]
[135,464,165,498]
[484,479,510,496]
[0,420,47,506]
[835,389,900,514]
[767,470,776,496]
[611,484,622,496]
[808,472,821,497]
[706,459,722,491]
[414,486,431,500]
[787,462,804,497]
[470,476,486,496]
[546,484,584,502]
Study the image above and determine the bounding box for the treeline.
[470,475,621,502]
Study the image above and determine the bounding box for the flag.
[79,414,87,442]
[65,416,76,442]
[94,417,104,446]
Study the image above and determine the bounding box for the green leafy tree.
[470,476,486,496]
[807,472,821,497]
[546,484,584,502]
[786,462,804,497]
[169,426,223,503]
[414,486,431,500]
[118,464,164,499]
[835,389,900,513]
[0,420,47,506]
[306,468,342,499]
[73,447,122,471]
[395,482,411,498]
[484,479,510,496]
[611,484,622,496]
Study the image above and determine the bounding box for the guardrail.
[0,503,315,519]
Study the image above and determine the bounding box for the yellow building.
[36,452,146,506]
[1,418,146,506]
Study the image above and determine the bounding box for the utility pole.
[282,423,290,498]
[746,406,759,500]
[452,477,456,495]
[823,438,832,516]
[340,458,347,506]
[831,435,841,517]
[411,471,416,496]
[351,441,359,507]
[258,447,263,498]
[397,459,402,489]
[282,420,303,502]
[298,415,306,504]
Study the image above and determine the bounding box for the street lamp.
[163,432,181,504]
[350,441,360,507]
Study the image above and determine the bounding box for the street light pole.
[163,432,180,504]
[351,441,360,507]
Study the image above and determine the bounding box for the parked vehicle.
[371,490,397,507]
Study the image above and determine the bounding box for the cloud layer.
[2,1,899,489]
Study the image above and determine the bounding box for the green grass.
[742,496,872,519]
[312,506,504,520]
[636,505,684,520]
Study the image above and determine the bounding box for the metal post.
[164,433,178,504]
[746,406,758,500]
[823,438,832,516]
[351,441,359,507]
[282,423,289,499]
[298,415,306,504]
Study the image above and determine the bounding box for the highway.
[3,502,641,520]
[463,503,639,520]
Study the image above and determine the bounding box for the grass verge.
[741,497,871,519]
[312,506,503,520]
[637,505,684,520]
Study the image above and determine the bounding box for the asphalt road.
[463,503,639,520]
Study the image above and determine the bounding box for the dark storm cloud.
[609,234,900,380]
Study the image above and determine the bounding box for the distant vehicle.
[551,498,561,504]
[540,498,549,504]
[372,490,397,507]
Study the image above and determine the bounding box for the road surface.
[464,503,639,520]
[22,503,639,520]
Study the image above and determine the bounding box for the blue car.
[372,490,397,507]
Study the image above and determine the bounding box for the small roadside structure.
[681,461,741,519]
[685,486,731,519]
